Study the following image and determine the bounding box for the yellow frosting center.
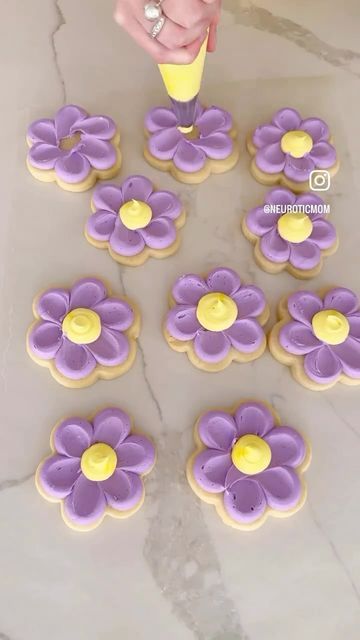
[196,292,238,332]
[312,309,349,345]
[280,130,313,158]
[81,443,117,481]
[231,435,271,475]
[62,308,101,345]
[277,212,313,243]
[119,199,152,230]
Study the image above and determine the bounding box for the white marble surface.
[1,1,360,639]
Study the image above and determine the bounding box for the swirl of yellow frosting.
[281,130,313,158]
[81,443,117,481]
[196,292,238,332]
[231,435,271,475]
[119,199,152,230]
[62,308,101,345]
[312,309,349,345]
[277,212,313,243]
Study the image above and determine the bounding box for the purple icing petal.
[304,345,342,383]
[28,143,63,170]
[173,139,206,172]
[196,106,232,136]
[246,206,278,236]
[260,228,290,263]
[206,267,240,296]
[289,239,321,270]
[264,427,306,468]
[86,210,116,241]
[64,474,106,526]
[116,435,155,473]
[284,155,315,182]
[225,318,264,352]
[223,478,266,523]
[93,298,134,331]
[36,288,69,323]
[92,183,123,214]
[87,327,129,366]
[258,467,301,510]
[309,219,336,249]
[145,107,178,132]
[54,418,93,458]
[232,285,266,318]
[148,128,182,160]
[70,278,107,310]
[109,219,146,256]
[198,411,237,451]
[55,105,87,140]
[27,119,56,145]
[224,464,245,489]
[102,470,143,511]
[172,274,208,305]
[55,339,97,380]
[309,141,337,168]
[300,117,329,143]
[234,402,274,438]
[166,305,200,340]
[192,449,232,492]
[295,192,325,213]
[192,133,233,160]
[272,108,301,131]
[323,288,359,315]
[265,187,297,206]
[348,314,360,339]
[93,408,131,448]
[55,151,91,184]
[73,115,116,140]
[140,218,177,249]
[39,455,81,499]
[28,321,63,359]
[193,330,231,363]
[255,142,286,173]
[147,191,182,220]
[121,175,153,203]
[78,135,116,170]
[279,320,322,355]
[332,337,360,378]
[287,291,323,326]
[253,125,283,149]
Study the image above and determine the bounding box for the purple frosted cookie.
[187,400,311,530]
[164,267,269,371]
[269,287,360,390]
[85,175,186,265]
[27,277,140,388]
[247,107,339,192]
[242,187,338,278]
[26,104,121,191]
[144,102,239,184]
[36,407,156,531]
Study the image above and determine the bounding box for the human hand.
[114,0,222,64]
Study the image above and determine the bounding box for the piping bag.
[157,35,208,132]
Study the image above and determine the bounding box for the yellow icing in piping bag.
[158,35,208,128]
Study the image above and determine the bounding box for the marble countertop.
[1,1,360,639]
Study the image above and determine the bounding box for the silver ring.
[144,1,163,22]
[150,16,166,39]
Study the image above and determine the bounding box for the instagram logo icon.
[309,170,331,191]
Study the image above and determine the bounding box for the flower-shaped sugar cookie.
[27,277,140,388]
[36,408,155,531]
[247,107,339,192]
[27,104,121,191]
[85,175,186,266]
[269,287,360,390]
[187,400,310,530]
[242,187,338,278]
[144,103,239,184]
[164,267,269,371]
